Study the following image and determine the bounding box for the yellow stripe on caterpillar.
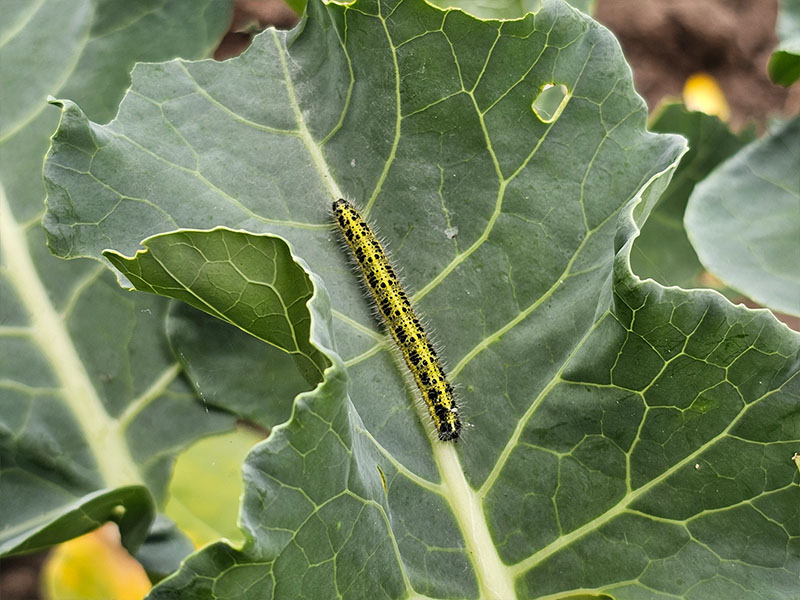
[332,198,462,442]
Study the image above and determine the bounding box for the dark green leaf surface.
[685,116,800,317]
[632,103,753,288]
[134,513,195,582]
[769,0,800,86]
[166,302,310,430]
[41,0,799,597]
[0,0,234,556]
[105,229,330,386]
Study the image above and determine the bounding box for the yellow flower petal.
[683,73,730,121]
[42,524,151,600]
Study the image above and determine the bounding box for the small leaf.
[104,228,331,386]
[769,0,800,86]
[685,116,800,316]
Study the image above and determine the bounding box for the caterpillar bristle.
[332,198,463,443]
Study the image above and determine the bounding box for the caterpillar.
[332,199,462,442]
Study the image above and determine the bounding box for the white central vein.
[0,187,143,489]
[272,30,343,202]
[365,3,518,596]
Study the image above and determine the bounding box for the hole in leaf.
[532,83,570,123]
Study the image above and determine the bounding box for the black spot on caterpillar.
[332,199,462,442]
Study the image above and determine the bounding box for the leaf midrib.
[0,185,143,489]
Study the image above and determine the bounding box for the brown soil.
[0,552,48,600]
[595,0,799,130]
[595,0,799,332]
[215,0,299,59]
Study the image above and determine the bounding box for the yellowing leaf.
[42,524,150,600]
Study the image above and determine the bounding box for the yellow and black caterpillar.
[333,199,462,442]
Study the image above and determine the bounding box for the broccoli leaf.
[41,0,799,597]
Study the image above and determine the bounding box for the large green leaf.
[685,116,800,317]
[41,0,799,597]
[769,0,800,86]
[0,0,234,556]
[631,103,753,288]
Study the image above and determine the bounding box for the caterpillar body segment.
[332,199,462,442]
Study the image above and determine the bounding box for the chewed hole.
[531,83,570,123]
